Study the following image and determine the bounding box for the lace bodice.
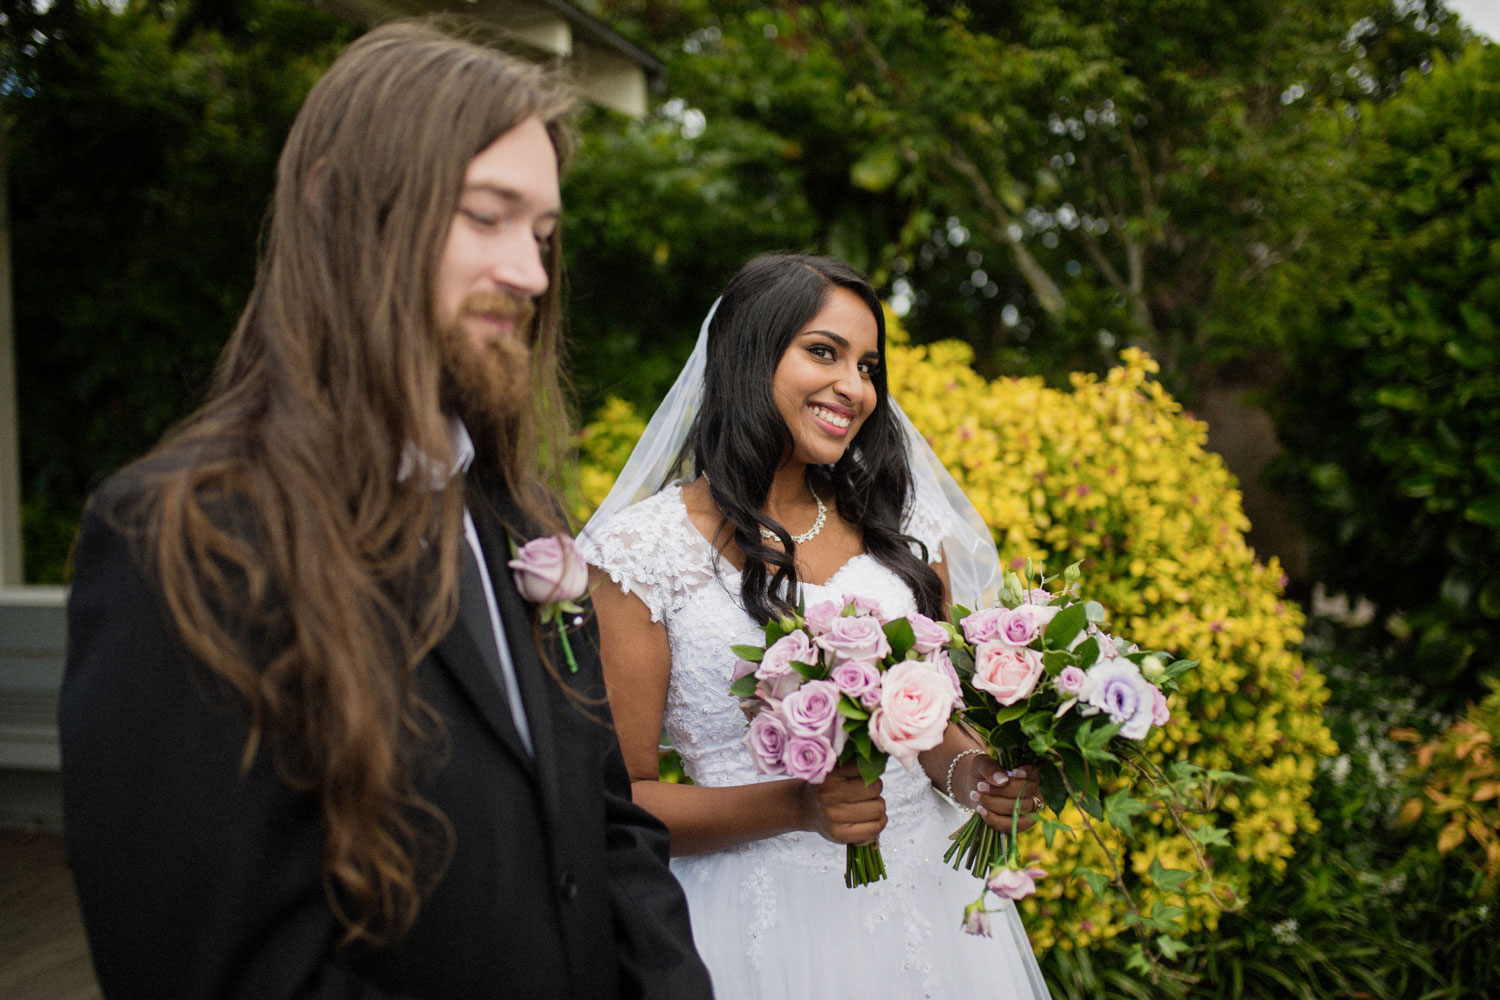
[579,483,950,869]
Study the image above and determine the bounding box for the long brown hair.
[129,21,575,945]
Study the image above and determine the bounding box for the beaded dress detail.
[581,484,1051,1000]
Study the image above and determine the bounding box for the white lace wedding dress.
[581,484,1052,1000]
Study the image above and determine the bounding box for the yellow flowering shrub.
[574,320,1337,952]
[1395,683,1500,891]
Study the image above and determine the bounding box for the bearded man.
[58,22,712,999]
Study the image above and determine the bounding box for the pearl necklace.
[761,485,826,545]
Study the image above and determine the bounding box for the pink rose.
[1012,601,1061,630]
[986,866,1046,901]
[783,735,838,782]
[869,660,952,769]
[755,631,817,687]
[960,607,1007,644]
[907,613,949,654]
[1054,665,1087,697]
[814,615,891,666]
[744,711,790,775]
[1152,687,1171,727]
[731,657,758,683]
[803,598,844,635]
[925,648,964,711]
[782,680,842,740]
[996,608,1040,647]
[844,593,886,619]
[830,660,882,708]
[962,900,991,937]
[973,642,1045,705]
[508,534,588,605]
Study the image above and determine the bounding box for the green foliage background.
[6,1,1500,992]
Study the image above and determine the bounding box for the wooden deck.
[0,830,101,999]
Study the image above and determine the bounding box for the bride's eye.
[807,344,836,361]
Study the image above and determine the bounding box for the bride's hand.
[801,762,888,845]
[962,757,1042,835]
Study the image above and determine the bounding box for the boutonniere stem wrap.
[508,534,590,673]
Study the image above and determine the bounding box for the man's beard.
[437,292,536,445]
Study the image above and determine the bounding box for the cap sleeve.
[577,487,712,624]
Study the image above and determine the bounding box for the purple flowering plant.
[729,594,962,888]
[945,560,1237,961]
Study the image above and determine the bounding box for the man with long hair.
[58,22,711,999]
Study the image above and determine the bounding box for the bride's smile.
[771,285,880,467]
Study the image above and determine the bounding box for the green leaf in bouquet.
[728,674,758,699]
[1162,657,1199,681]
[1188,825,1231,847]
[1070,636,1099,668]
[1148,858,1195,894]
[791,659,824,682]
[948,604,972,632]
[1044,602,1089,648]
[851,728,873,759]
[1039,762,1067,810]
[1075,866,1112,897]
[883,617,915,659]
[1103,788,1149,836]
[761,619,790,644]
[992,703,1028,726]
[1038,815,1072,848]
[1078,793,1104,821]
[729,644,765,662]
[1076,717,1122,758]
[1083,601,1106,623]
[856,750,886,786]
[1059,746,1088,795]
[948,645,975,678]
[1042,649,1072,674]
[837,696,870,721]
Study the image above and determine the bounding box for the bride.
[579,254,1053,999]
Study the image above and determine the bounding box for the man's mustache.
[462,293,536,335]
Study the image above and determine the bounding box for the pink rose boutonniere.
[508,533,589,672]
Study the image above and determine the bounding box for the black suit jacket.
[59,462,712,999]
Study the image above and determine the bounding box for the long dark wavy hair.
[684,253,944,624]
[118,22,575,946]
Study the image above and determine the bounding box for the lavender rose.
[972,642,1045,706]
[960,607,1007,644]
[1054,665,1087,697]
[744,711,791,775]
[508,534,588,605]
[907,613,950,654]
[814,614,892,665]
[782,680,842,740]
[995,608,1041,647]
[756,630,817,686]
[783,735,839,782]
[962,900,992,937]
[803,598,845,635]
[830,660,882,709]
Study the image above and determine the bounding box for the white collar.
[397,418,475,489]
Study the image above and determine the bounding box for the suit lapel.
[467,478,568,832]
[431,537,536,770]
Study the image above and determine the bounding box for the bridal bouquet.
[729,594,963,888]
[944,562,1204,937]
